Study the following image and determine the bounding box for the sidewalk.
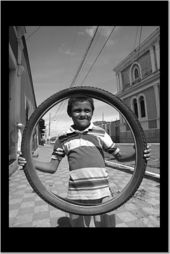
[9,145,160,227]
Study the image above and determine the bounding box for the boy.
[18,95,150,227]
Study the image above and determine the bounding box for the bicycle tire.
[21,86,147,215]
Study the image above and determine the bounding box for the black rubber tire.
[21,86,147,215]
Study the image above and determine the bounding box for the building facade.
[9,26,39,176]
[93,120,120,143]
[113,27,160,143]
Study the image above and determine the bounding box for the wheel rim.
[22,87,147,215]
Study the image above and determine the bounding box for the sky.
[25,26,158,137]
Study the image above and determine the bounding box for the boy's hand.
[143,144,151,161]
[18,155,27,167]
[133,144,151,161]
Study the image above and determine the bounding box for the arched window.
[133,98,138,118]
[130,62,142,85]
[139,95,146,118]
[134,67,140,79]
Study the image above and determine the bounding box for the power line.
[80,26,116,86]
[25,27,41,40]
[52,26,100,120]
[137,26,142,59]
[53,26,116,120]
[47,27,116,134]
[69,26,100,87]
[133,26,139,51]
[55,27,116,120]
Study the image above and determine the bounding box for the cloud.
[100,26,116,37]
[85,26,98,37]
[85,26,116,47]
[64,49,76,56]
[78,31,85,36]
[58,44,76,56]
[100,26,116,46]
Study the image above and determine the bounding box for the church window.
[133,98,138,118]
[134,67,140,79]
[130,62,142,85]
[139,95,146,118]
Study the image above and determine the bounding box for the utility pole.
[102,112,104,122]
[48,113,51,141]
[102,112,105,130]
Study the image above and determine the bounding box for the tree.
[39,118,46,138]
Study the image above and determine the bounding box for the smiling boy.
[18,95,151,227]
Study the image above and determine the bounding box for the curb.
[105,160,160,182]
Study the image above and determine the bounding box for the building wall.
[113,27,160,143]
[121,66,130,89]
[139,50,152,78]
[9,26,39,176]
[121,50,152,89]
[110,120,120,143]
[145,86,157,120]
[20,57,35,122]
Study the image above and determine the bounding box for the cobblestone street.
[9,144,160,227]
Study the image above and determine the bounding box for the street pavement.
[9,144,160,227]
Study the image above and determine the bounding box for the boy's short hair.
[67,96,95,117]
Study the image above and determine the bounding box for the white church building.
[113,27,160,143]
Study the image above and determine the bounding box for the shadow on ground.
[57,217,72,227]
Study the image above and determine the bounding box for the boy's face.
[70,100,93,130]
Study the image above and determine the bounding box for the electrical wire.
[69,26,100,88]
[25,27,41,41]
[52,26,100,120]
[133,27,139,52]
[48,27,116,130]
[69,26,102,86]
[79,26,116,86]
[137,26,142,59]
[54,26,116,123]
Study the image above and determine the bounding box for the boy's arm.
[34,158,60,174]
[101,132,136,162]
[113,151,136,162]
[18,156,60,174]
[33,136,65,173]
[102,131,150,163]
[111,145,151,162]
[105,145,150,163]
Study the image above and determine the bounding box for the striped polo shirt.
[51,123,120,200]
